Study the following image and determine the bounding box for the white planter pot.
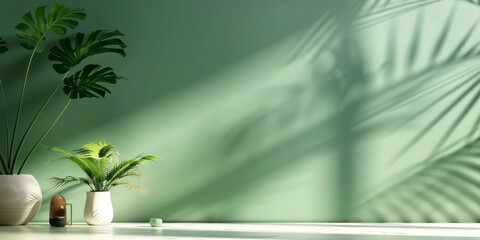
[0,174,42,225]
[84,191,113,225]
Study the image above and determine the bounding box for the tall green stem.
[0,151,8,174]
[9,48,37,172]
[0,79,10,173]
[17,99,71,174]
[11,73,69,170]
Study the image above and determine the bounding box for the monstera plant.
[0,5,127,174]
[0,5,127,226]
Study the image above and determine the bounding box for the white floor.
[0,222,479,240]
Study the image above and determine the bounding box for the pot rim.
[0,174,36,177]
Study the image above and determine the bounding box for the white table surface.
[0,222,479,240]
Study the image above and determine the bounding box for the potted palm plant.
[0,5,126,225]
[47,141,158,225]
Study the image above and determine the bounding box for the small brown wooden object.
[49,195,72,227]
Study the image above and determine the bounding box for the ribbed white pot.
[0,174,42,225]
[84,191,113,225]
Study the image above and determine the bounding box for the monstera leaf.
[0,38,7,54]
[15,5,85,52]
[48,30,127,74]
[63,64,120,99]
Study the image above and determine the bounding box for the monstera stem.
[11,72,69,171]
[17,99,72,174]
[0,78,10,173]
[0,151,7,174]
[9,48,36,172]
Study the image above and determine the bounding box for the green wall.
[1,0,480,222]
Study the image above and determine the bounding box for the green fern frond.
[105,155,156,183]
[48,142,158,192]
[74,141,117,160]
[50,176,93,190]
[46,145,105,183]
[111,181,147,193]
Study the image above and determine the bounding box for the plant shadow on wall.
[350,0,480,222]
[151,0,480,222]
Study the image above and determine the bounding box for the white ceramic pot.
[84,191,113,225]
[0,174,42,225]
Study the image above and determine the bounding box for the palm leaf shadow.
[147,1,479,222]
[352,136,480,222]
[288,0,437,64]
[464,0,480,5]
[152,103,362,220]
[290,0,480,162]
[355,0,440,29]
[353,3,480,163]
[151,5,376,221]
[287,0,480,222]
[289,0,443,63]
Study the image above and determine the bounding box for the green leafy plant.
[47,142,158,192]
[0,5,127,175]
